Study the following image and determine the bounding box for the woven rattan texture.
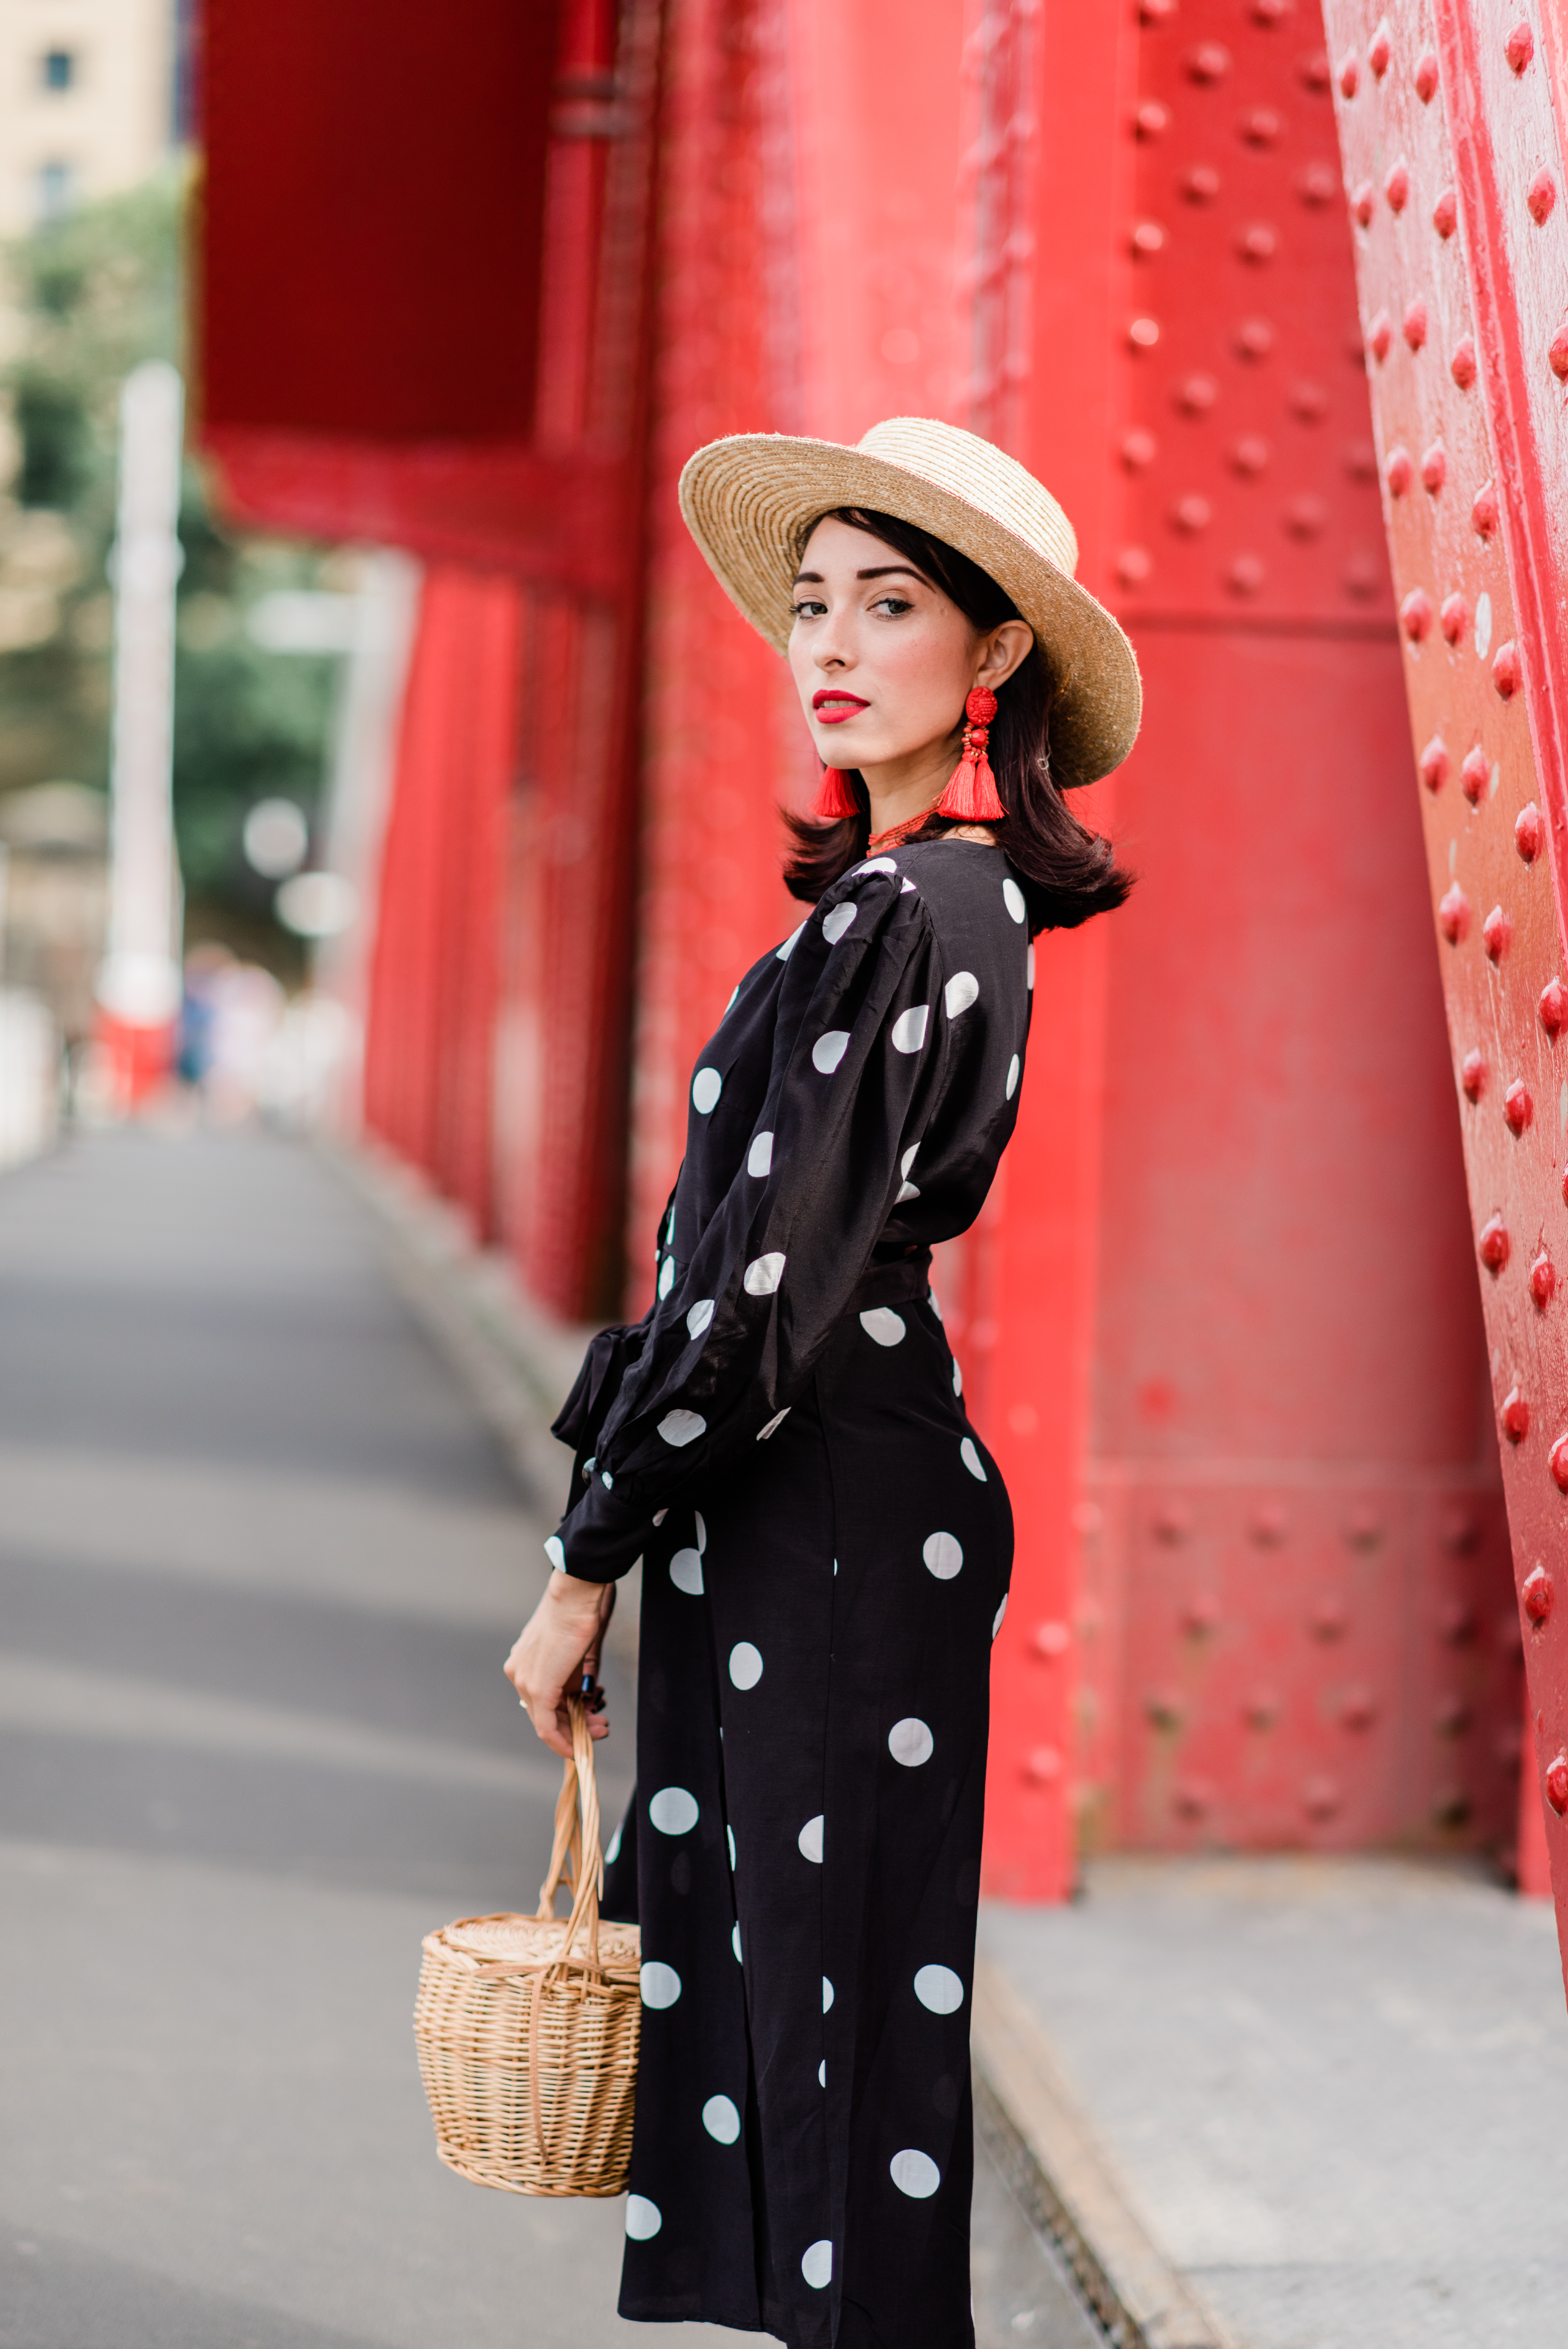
[414,1701,641,2197]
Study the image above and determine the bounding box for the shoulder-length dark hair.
[781,507,1133,933]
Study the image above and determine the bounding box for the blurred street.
[0,1126,1099,2349]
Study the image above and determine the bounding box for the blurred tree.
[0,173,339,969]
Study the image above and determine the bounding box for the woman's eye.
[791,599,827,620]
[871,596,912,617]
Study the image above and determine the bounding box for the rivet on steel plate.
[1461,1052,1487,1104]
[1251,1503,1288,1547]
[1461,746,1490,803]
[1368,311,1393,361]
[1184,164,1221,203]
[1441,593,1470,642]
[1153,1499,1192,1545]
[1345,1507,1384,1552]
[1502,1385,1531,1441]
[1547,1754,1568,1815]
[1434,188,1458,238]
[1482,905,1512,962]
[1385,161,1410,213]
[1187,42,1231,83]
[1344,553,1382,599]
[1507,20,1536,72]
[1022,1746,1062,1784]
[1244,1688,1281,1729]
[1504,1080,1533,1134]
[1172,1779,1212,1821]
[1310,1593,1349,1640]
[1529,169,1557,225]
[1121,428,1158,469]
[1540,978,1568,1038]
[1478,1212,1509,1268]
[1385,442,1412,490]
[1240,109,1281,147]
[1472,483,1499,537]
[1493,640,1522,697]
[1030,1620,1070,1659]
[1438,882,1470,943]
[1135,100,1171,139]
[1181,1593,1222,1636]
[1228,554,1266,595]
[1231,435,1270,474]
[1549,323,1568,380]
[1129,317,1160,351]
[1369,20,1392,78]
[1177,371,1218,412]
[1421,440,1446,491]
[1523,1567,1555,1625]
[1550,1435,1568,1494]
[1401,587,1433,638]
[1353,182,1376,227]
[1434,1693,1472,1736]
[1284,495,1327,539]
[1298,163,1338,207]
[1132,221,1167,257]
[1438,1594,1478,1638]
[1339,52,1360,96]
[1172,494,1212,533]
[1531,1251,1557,1308]
[1517,803,1543,860]
[1237,318,1274,359]
[1414,50,1439,101]
[1406,302,1430,352]
[1439,1511,1482,1557]
[1288,380,1328,421]
[1303,1775,1342,1820]
[1117,547,1153,585]
[1450,338,1477,389]
[1340,1685,1379,1730]
[1419,735,1449,791]
[1145,1688,1184,1731]
[1139,0,1175,19]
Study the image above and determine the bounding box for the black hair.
[780,506,1133,933]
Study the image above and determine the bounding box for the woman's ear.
[976,620,1034,692]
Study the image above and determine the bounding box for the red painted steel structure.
[199,0,1552,1907]
[1318,0,1568,1957]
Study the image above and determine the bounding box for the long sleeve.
[555,859,953,1579]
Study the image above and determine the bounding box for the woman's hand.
[505,1572,615,1757]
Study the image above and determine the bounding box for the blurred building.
[0,0,175,238]
[191,0,1541,1905]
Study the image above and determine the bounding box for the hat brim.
[678,432,1141,785]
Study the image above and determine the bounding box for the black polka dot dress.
[549,839,1033,2348]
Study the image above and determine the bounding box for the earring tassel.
[934,686,1005,821]
[813,766,859,820]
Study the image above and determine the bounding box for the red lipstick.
[813,691,869,723]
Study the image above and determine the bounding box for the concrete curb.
[971,1959,1240,2349]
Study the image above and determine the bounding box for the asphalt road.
[0,1123,1101,2349]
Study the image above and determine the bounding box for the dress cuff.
[552,1475,652,1583]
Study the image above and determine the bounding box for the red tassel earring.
[812,766,859,820]
[934,687,1005,822]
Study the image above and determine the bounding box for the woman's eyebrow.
[855,565,928,582]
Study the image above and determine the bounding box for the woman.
[505,417,1140,2347]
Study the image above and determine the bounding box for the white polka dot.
[657,1253,675,1298]
[777,921,805,959]
[640,1961,681,2009]
[798,1814,824,1863]
[757,1406,790,1440]
[992,1593,1009,1640]
[901,876,917,893]
[889,1716,934,1767]
[896,1181,921,1203]
[860,1307,906,1346]
[725,983,739,1012]
[744,1252,786,1294]
[891,1004,930,1053]
[914,1964,965,2015]
[952,1356,963,1397]
[902,1144,919,1176]
[686,1298,714,1340]
[727,1826,736,1869]
[732,1923,743,1962]
[543,1534,565,1571]
[601,1469,614,1488]
[1026,940,1036,990]
[702,2094,741,2143]
[605,1821,623,1864]
[729,1641,763,1690]
[929,1289,943,1321]
[626,2194,663,2239]
[890,2148,941,2199]
[747,1130,774,1178]
[823,902,857,944]
[652,1507,667,1525]
[802,2240,834,2289]
[1005,1053,1020,1099]
[658,1408,707,1447]
[694,1511,707,1553]
[822,1976,834,2012]
[813,1029,850,1073]
[961,1436,987,1481]
[669,1547,704,1595]
[1003,878,1026,924]
[649,1786,699,1835]
[854,857,898,876]
[923,1531,963,1580]
[692,1066,723,1114]
[818,2059,827,2087]
[944,971,979,1018]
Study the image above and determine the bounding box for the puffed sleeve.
[553,862,949,1579]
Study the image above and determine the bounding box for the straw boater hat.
[678,416,1141,784]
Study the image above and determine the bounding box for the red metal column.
[1322,0,1568,1959]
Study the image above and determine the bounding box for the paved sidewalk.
[0,1125,1097,2349]
[979,1857,1568,2349]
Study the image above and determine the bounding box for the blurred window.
[35,160,73,222]
[41,49,76,91]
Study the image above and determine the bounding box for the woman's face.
[787,515,1030,775]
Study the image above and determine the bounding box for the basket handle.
[535,1695,604,1971]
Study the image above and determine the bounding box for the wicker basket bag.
[414,1698,640,2196]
